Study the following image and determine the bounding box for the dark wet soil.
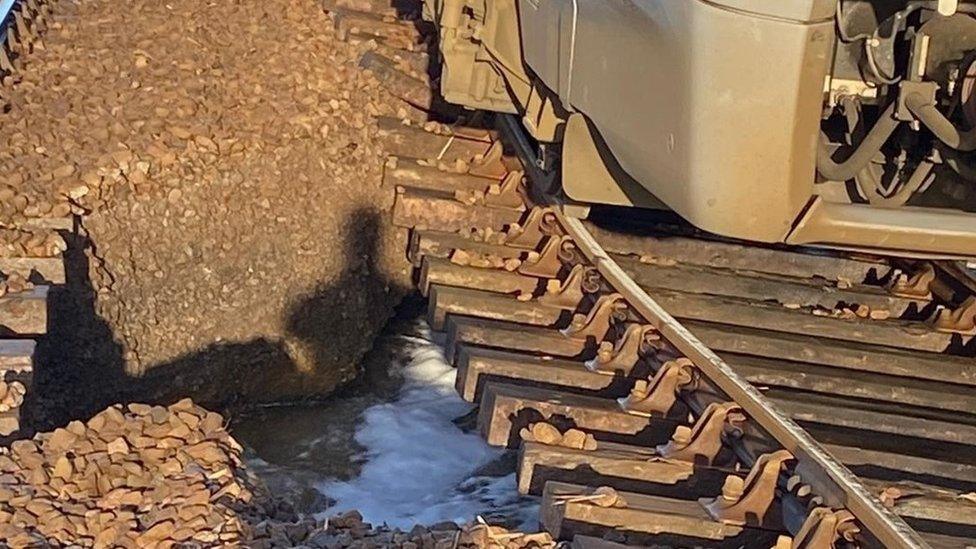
[229,298,425,514]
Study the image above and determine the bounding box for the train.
[421,0,976,257]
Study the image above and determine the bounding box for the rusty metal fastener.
[656,401,744,465]
[469,139,508,179]
[700,449,795,527]
[784,507,860,549]
[561,293,625,341]
[505,207,562,248]
[519,235,570,279]
[888,263,935,299]
[618,358,697,417]
[537,265,595,309]
[584,323,659,373]
[931,295,976,334]
[484,170,527,210]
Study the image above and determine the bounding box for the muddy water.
[231,302,538,528]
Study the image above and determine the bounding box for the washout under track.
[325,0,976,547]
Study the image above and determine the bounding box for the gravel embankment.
[0,401,554,548]
[0,0,413,425]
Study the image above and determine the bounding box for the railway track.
[0,217,69,442]
[0,1,973,546]
[331,1,976,547]
[0,0,66,443]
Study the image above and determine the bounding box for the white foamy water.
[315,325,536,528]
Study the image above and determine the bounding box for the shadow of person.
[280,208,405,400]
[126,207,404,412]
[25,226,129,434]
[27,207,407,432]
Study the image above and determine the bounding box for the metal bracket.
[468,139,508,179]
[483,170,526,210]
[931,295,976,334]
[505,207,561,248]
[537,265,600,309]
[618,358,698,417]
[888,263,935,299]
[656,402,744,465]
[561,293,625,341]
[584,323,659,373]
[701,449,794,527]
[782,507,860,549]
[537,264,583,308]
[519,235,571,278]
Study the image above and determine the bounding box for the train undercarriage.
[424,0,976,257]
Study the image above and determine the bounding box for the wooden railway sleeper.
[332,9,420,48]
[775,507,860,549]
[702,449,795,529]
[14,11,29,44]
[359,51,434,111]
[584,323,660,373]
[617,358,698,417]
[656,402,746,466]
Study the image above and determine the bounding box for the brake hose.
[906,92,976,152]
[817,102,901,181]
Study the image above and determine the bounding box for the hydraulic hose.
[855,160,934,207]
[817,102,901,181]
[905,92,976,152]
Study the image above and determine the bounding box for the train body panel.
[541,0,833,241]
[426,0,976,257]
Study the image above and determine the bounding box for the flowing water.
[232,304,538,529]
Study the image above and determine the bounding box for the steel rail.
[555,209,929,549]
[497,112,928,548]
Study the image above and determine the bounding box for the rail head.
[555,211,929,549]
